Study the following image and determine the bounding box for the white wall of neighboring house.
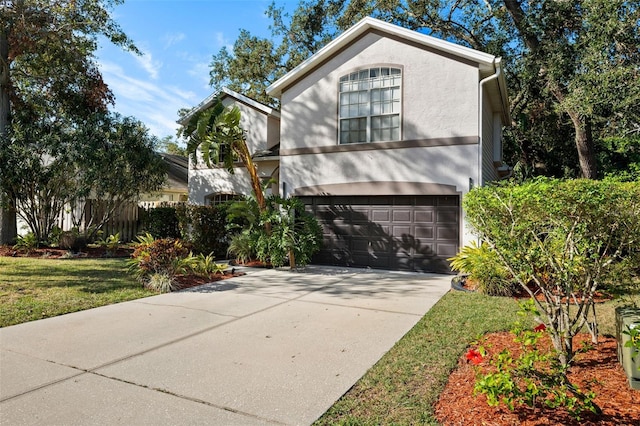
[188,95,280,205]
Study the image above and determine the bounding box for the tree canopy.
[0,111,166,242]
[0,0,140,243]
[209,0,640,180]
[1,0,169,245]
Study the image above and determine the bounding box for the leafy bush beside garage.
[463,178,640,366]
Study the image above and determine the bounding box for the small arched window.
[205,193,240,206]
[339,67,402,144]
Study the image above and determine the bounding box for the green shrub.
[145,272,178,293]
[473,300,600,419]
[58,229,87,252]
[192,253,228,276]
[96,232,121,256]
[227,231,255,264]
[253,196,323,268]
[47,226,63,247]
[448,241,516,296]
[464,178,640,366]
[142,206,181,239]
[13,232,39,254]
[175,204,235,256]
[128,235,192,281]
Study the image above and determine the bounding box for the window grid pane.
[370,113,400,142]
[340,118,367,144]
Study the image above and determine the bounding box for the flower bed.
[435,333,640,425]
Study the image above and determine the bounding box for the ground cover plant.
[0,257,154,328]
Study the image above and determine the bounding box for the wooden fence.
[55,200,184,242]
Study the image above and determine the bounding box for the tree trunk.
[569,113,598,179]
[547,82,598,179]
[0,27,18,244]
[503,0,598,179]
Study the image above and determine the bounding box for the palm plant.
[181,100,267,216]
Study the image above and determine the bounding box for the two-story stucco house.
[183,17,510,273]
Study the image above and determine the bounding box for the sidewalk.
[1,266,451,425]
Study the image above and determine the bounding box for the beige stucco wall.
[189,160,280,205]
[267,115,280,150]
[280,32,480,150]
[280,145,475,193]
[278,31,486,247]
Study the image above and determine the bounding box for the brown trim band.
[280,135,477,156]
[294,181,459,196]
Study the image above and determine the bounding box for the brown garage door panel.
[414,209,435,223]
[300,195,459,273]
[414,226,435,239]
[391,209,412,222]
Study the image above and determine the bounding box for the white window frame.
[338,67,402,144]
[205,193,239,206]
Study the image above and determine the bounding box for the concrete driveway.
[0,266,451,425]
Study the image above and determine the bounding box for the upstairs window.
[339,67,402,144]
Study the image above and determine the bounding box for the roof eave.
[266,16,498,98]
[177,87,280,126]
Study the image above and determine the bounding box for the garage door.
[299,195,459,273]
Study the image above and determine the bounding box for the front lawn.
[0,257,154,327]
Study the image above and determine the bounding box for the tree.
[210,0,640,179]
[209,1,343,107]
[157,135,187,156]
[69,113,167,240]
[0,0,138,244]
[0,111,166,242]
[0,117,76,242]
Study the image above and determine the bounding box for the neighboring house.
[178,87,281,206]
[139,153,189,207]
[184,17,510,273]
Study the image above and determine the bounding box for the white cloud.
[214,31,234,52]
[133,49,162,80]
[162,32,186,49]
[188,61,212,91]
[98,59,199,138]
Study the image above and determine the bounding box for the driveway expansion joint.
[88,370,289,425]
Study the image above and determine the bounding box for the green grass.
[0,257,154,327]
[314,289,640,425]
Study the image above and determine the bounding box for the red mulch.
[0,245,133,258]
[457,276,613,303]
[434,333,640,425]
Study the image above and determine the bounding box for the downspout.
[478,59,500,188]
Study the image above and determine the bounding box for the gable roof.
[266,17,509,121]
[159,153,188,190]
[177,87,280,126]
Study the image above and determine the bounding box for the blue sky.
[96,0,292,141]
